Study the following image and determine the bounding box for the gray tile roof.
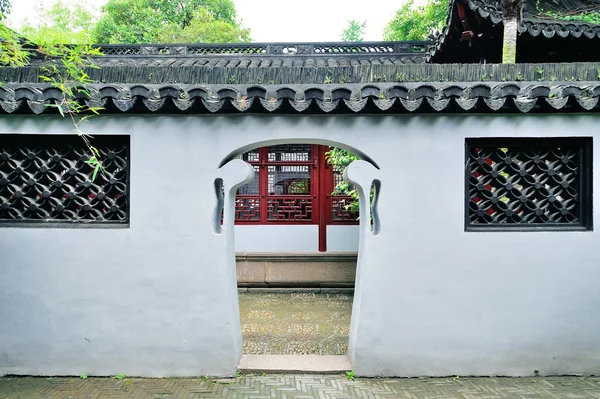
[2,81,600,115]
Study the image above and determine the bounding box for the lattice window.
[187,45,267,55]
[235,197,260,221]
[100,46,141,55]
[466,137,592,230]
[313,44,395,54]
[268,165,311,195]
[268,144,311,162]
[230,145,358,226]
[0,134,129,226]
[267,198,312,221]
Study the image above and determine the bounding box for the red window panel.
[231,144,359,251]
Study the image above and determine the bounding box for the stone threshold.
[238,287,354,293]
[238,355,352,374]
[236,252,358,262]
[237,251,358,288]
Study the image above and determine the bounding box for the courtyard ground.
[2,292,599,398]
[1,375,599,398]
[239,291,352,355]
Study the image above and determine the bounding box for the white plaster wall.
[1,113,599,377]
[235,225,318,252]
[234,225,359,252]
[326,225,359,252]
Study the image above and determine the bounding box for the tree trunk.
[502,17,518,64]
[501,0,523,64]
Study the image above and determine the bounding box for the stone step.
[238,355,352,374]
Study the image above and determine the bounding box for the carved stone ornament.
[456,97,478,110]
[173,98,195,111]
[259,98,283,112]
[142,98,166,112]
[399,98,423,112]
[233,97,254,112]
[373,98,395,111]
[290,99,311,112]
[545,96,569,110]
[483,97,506,111]
[344,98,367,113]
[426,97,450,112]
[316,99,340,113]
[513,97,537,113]
[113,98,137,112]
[0,100,23,113]
[576,96,599,111]
[201,98,224,113]
[27,101,48,115]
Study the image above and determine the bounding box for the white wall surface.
[234,225,359,252]
[235,225,319,252]
[326,225,360,252]
[1,113,599,377]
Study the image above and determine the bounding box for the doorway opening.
[218,139,377,370]
[231,144,359,359]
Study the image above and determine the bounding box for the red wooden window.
[234,144,358,251]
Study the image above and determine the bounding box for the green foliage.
[346,370,355,380]
[0,25,29,66]
[1,0,106,180]
[113,374,126,380]
[18,0,97,44]
[326,147,360,213]
[535,0,600,24]
[80,374,88,379]
[93,0,250,44]
[155,8,250,44]
[0,0,10,19]
[37,42,106,179]
[341,19,366,42]
[383,0,447,41]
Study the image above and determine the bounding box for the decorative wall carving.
[0,135,129,225]
[467,137,592,229]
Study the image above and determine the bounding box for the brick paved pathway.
[239,292,352,355]
[1,375,599,398]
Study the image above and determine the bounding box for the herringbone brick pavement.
[1,375,599,399]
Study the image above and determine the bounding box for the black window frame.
[465,137,593,232]
[0,133,131,228]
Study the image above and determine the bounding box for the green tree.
[18,0,97,44]
[93,0,250,44]
[0,0,10,17]
[1,0,105,178]
[383,0,447,41]
[155,8,250,43]
[1,0,29,67]
[341,19,366,42]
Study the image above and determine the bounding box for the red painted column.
[258,147,268,224]
[317,145,328,252]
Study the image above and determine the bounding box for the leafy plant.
[18,0,98,44]
[340,19,366,42]
[383,0,447,41]
[80,374,88,379]
[1,1,106,181]
[113,374,126,380]
[38,42,106,180]
[346,370,355,380]
[93,0,250,44]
